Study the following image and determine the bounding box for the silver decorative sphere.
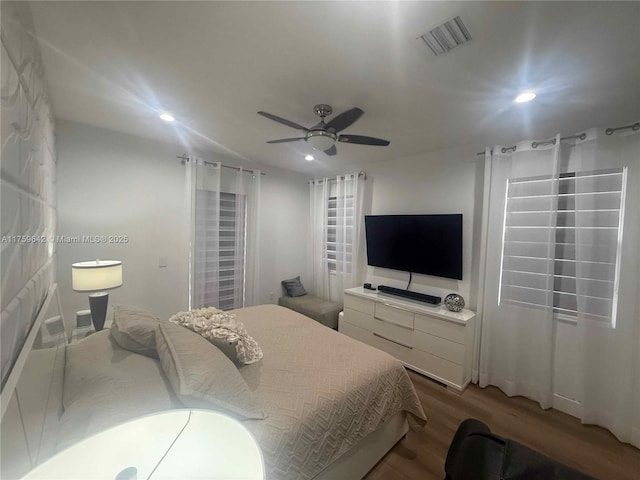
[444,293,465,312]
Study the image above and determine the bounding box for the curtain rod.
[309,171,367,185]
[176,154,266,176]
[475,121,640,156]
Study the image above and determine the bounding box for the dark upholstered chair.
[444,419,595,480]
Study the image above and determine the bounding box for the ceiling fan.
[257,104,390,156]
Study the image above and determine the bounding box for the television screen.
[364,214,463,280]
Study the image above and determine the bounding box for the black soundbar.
[377,285,441,305]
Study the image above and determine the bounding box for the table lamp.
[72,260,123,331]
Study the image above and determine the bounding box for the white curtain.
[308,172,365,303]
[479,137,561,409]
[333,173,365,296]
[572,127,640,447]
[187,157,261,310]
[478,125,640,447]
[190,157,221,309]
[309,178,330,299]
[235,168,261,307]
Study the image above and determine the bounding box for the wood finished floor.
[364,370,640,480]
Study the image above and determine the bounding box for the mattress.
[60,305,426,479]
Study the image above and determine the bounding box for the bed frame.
[0,283,67,479]
[314,411,409,479]
[0,285,410,479]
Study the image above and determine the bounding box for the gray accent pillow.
[281,276,307,297]
[110,305,160,358]
[155,322,265,420]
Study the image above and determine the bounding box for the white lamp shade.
[307,133,335,151]
[72,260,123,292]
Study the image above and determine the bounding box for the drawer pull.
[381,302,413,314]
[373,316,414,330]
[373,332,413,350]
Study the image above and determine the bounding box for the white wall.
[355,144,483,309]
[259,169,310,303]
[56,120,309,327]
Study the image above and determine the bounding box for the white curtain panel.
[333,173,365,295]
[190,158,221,309]
[235,168,261,307]
[479,136,561,409]
[478,126,640,447]
[308,178,330,299]
[572,128,640,447]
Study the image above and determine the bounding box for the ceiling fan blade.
[324,144,337,156]
[325,107,364,133]
[258,111,309,132]
[266,137,306,144]
[338,134,390,146]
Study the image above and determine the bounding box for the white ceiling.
[29,1,639,175]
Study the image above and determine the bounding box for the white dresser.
[340,287,475,392]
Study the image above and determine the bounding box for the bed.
[2,299,427,479]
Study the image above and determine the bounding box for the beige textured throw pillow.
[110,305,160,358]
[169,307,263,365]
[155,322,265,420]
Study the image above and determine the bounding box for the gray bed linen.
[58,331,180,450]
[59,306,426,480]
[232,305,427,480]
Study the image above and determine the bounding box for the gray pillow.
[282,276,307,297]
[110,305,160,358]
[155,322,265,420]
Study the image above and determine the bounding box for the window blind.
[195,191,246,311]
[326,195,353,272]
[499,168,625,324]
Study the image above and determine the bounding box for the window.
[326,194,353,272]
[499,168,625,325]
[195,191,246,311]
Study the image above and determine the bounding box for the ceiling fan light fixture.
[305,154,314,161]
[307,131,336,151]
[514,91,536,103]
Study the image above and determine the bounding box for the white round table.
[22,409,264,479]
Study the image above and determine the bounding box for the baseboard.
[552,393,582,418]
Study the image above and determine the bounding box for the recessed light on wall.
[159,112,175,122]
[305,154,314,161]
[514,92,536,103]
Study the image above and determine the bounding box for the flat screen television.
[364,214,463,280]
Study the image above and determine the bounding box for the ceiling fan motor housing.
[314,104,333,118]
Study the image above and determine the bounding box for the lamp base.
[88,292,109,331]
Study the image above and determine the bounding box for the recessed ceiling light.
[159,112,175,122]
[514,92,536,103]
[305,154,314,161]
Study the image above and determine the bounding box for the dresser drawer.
[344,294,375,316]
[374,303,414,330]
[413,330,464,364]
[414,313,465,343]
[341,322,464,388]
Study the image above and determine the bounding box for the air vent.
[419,16,472,56]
